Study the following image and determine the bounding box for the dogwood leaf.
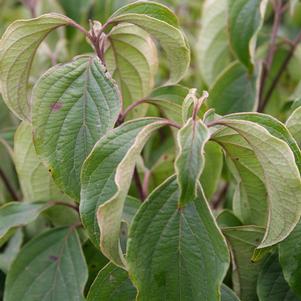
[81,118,170,267]
[108,1,190,84]
[127,176,229,300]
[4,227,88,301]
[0,13,70,120]
[175,118,209,205]
[32,55,121,200]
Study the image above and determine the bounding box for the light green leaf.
[279,220,301,298]
[213,129,267,226]
[226,113,301,173]
[87,263,136,301]
[221,285,241,301]
[223,226,265,301]
[108,1,190,84]
[127,176,230,301]
[4,227,88,301]
[0,13,71,120]
[0,229,23,274]
[14,121,66,202]
[105,23,158,114]
[217,210,242,228]
[286,106,301,147]
[175,118,209,205]
[32,55,121,200]
[227,0,268,69]
[0,202,50,245]
[258,253,300,301]
[80,118,169,267]
[216,119,301,248]
[197,0,231,87]
[143,85,188,124]
[201,141,224,199]
[111,1,179,27]
[209,62,256,114]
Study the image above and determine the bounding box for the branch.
[0,168,20,201]
[259,31,301,112]
[134,167,146,202]
[211,183,229,210]
[258,0,284,111]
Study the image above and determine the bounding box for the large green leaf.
[175,118,209,205]
[0,202,50,245]
[4,227,88,301]
[32,55,121,200]
[0,13,70,120]
[225,113,301,173]
[216,119,301,248]
[14,121,65,202]
[286,106,301,147]
[197,0,231,87]
[227,0,268,69]
[105,23,158,112]
[208,62,256,114]
[80,118,169,267]
[257,253,300,301]
[279,220,301,298]
[223,226,265,301]
[127,176,229,301]
[213,129,267,226]
[87,263,136,301]
[108,1,190,84]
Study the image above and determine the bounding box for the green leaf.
[286,106,301,147]
[111,1,179,27]
[87,263,136,301]
[0,202,50,245]
[127,176,230,300]
[217,210,242,228]
[197,0,231,86]
[80,117,169,266]
[105,23,158,113]
[209,62,256,115]
[226,113,301,173]
[216,119,301,248]
[175,118,209,205]
[221,285,241,301]
[201,141,224,200]
[14,121,66,202]
[223,226,265,301]
[0,13,70,120]
[0,229,23,274]
[213,129,268,226]
[227,0,268,69]
[143,85,189,124]
[257,253,300,301]
[32,55,121,200]
[4,227,88,301]
[279,220,301,298]
[108,1,190,84]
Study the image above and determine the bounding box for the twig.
[259,31,301,112]
[133,167,146,202]
[211,183,229,210]
[0,168,19,201]
[50,200,79,213]
[258,0,284,111]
